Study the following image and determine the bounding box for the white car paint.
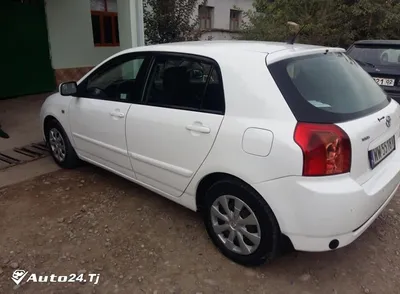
[68,97,135,179]
[337,100,400,185]
[40,40,400,254]
[242,128,274,157]
[125,104,224,197]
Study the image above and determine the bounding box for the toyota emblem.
[386,116,391,128]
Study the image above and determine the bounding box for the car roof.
[353,40,400,46]
[120,40,329,58]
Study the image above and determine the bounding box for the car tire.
[203,179,281,267]
[45,119,80,169]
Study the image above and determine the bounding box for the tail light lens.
[294,123,351,176]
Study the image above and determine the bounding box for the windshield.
[347,45,400,67]
[268,52,391,123]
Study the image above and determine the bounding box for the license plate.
[373,77,395,87]
[369,136,396,169]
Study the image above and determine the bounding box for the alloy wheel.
[49,128,66,162]
[210,195,261,255]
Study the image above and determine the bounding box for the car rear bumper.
[285,185,398,251]
[253,147,400,252]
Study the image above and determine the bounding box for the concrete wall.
[45,0,121,69]
[199,30,241,41]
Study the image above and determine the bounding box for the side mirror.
[59,81,78,96]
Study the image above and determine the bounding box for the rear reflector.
[294,123,351,176]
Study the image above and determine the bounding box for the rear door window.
[144,55,225,114]
[268,52,391,123]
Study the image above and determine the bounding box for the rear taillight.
[294,123,351,176]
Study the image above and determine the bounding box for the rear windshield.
[268,52,391,123]
[347,45,400,67]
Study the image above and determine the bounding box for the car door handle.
[110,111,125,118]
[186,124,211,134]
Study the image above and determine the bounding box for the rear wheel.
[45,119,80,169]
[203,179,281,266]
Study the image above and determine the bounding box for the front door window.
[84,56,146,102]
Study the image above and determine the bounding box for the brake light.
[294,123,351,176]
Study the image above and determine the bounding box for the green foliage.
[143,0,207,44]
[349,0,400,41]
[241,0,400,47]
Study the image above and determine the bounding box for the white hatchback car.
[40,41,400,266]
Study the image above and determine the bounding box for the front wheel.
[46,119,80,169]
[203,179,281,266]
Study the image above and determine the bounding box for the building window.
[90,0,119,47]
[199,5,214,30]
[230,10,241,31]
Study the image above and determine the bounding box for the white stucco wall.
[45,0,122,69]
[195,0,254,30]
[45,0,253,69]
[117,0,144,50]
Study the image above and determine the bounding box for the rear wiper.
[354,58,376,68]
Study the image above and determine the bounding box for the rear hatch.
[347,43,400,101]
[337,101,400,185]
[268,50,400,184]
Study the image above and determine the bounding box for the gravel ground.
[0,166,399,294]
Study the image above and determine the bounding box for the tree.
[347,0,400,41]
[143,0,207,45]
[241,0,400,48]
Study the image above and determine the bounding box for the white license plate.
[369,136,396,169]
[373,77,395,87]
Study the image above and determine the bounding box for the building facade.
[46,0,145,87]
[197,0,254,41]
[2,0,253,99]
[2,0,143,99]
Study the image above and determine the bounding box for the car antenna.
[286,21,305,45]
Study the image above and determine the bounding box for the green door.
[1,0,55,99]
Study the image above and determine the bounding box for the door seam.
[181,115,226,197]
[125,103,138,179]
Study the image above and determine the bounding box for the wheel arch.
[42,112,75,149]
[195,171,294,253]
[196,172,255,212]
[40,92,74,145]
[43,115,58,140]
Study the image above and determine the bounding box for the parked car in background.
[347,40,400,103]
[40,41,400,266]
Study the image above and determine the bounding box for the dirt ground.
[0,166,399,294]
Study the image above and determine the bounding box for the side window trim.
[141,55,160,106]
[77,53,152,104]
[200,66,214,111]
[136,55,155,104]
[141,52,225,115]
